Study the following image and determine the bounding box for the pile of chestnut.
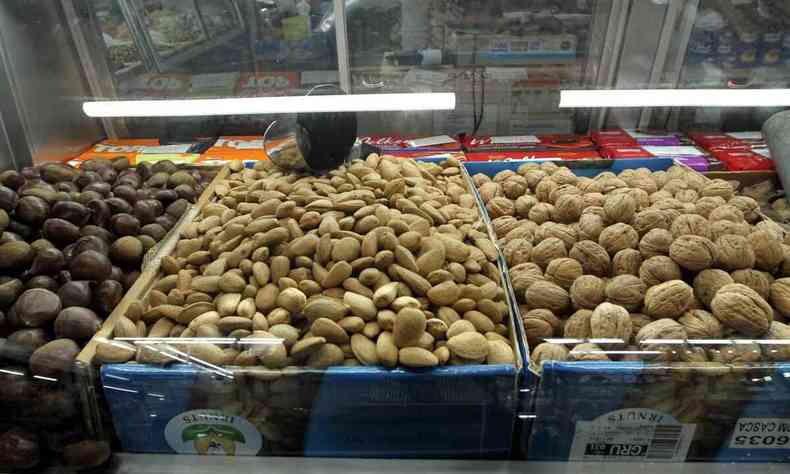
[0,157,211,470]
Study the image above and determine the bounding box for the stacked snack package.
[689,131,774,172]
[357,135,462,158]
[463,134,600,161]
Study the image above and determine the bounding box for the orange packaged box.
[196,136,270,167]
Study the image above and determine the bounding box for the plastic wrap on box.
[101,363,517,458]
[463,134,595,152]
[95,157,523,459]
[357,135,461,158]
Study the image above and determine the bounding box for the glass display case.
[1,0,790,472]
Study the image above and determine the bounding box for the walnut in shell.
[630,313,654,338]
[530,342,570,372]
[569,240,611,277]
[590,302,632,343]
[710,283,773,336]
[503,222,536,244]
[709,205,744,223]
[749,230,784,271]
[598,223,639,255]
[578,213,604,241]
[643,280,693,319]
[694,196,726,218]
[553,194,584,224]
[478,182,501,203]
[545,258,583,290]
[728,196,760,223]
[569,343,609,361]
[528,202,555,224]
[770,278,790,318]
[764,321,790,361]
[549,184,583,205]
[678,309,723,339]
[731,269,773,300]
[523,169,547,189]
[493,169,516,183]
[639,255,682,287]
[510,263,545,296]
[670,214,711,240]
[639,229,674,258]
[531,237,568,269]
[692,269,734,307]
[570,275,606,310]
[633,209,672,235]
[603,193,636,224]
[535,179,559,203]
[523,309,556,349]
[486,196,515,219]
[502,238,533,267]
[541,223,578,250]
[515,195,539,218]
[710,220,751,240]
[612,249,642,276]
[605,275,646,311]
[525,280,571,314]
[708,342,762,364]
[714,235,755,270]
[492,216,520,239]
[502,176,528,199]
[702,179,735,200]
[669,235,717,271]
[675,189,699,203]
[754,220,786,241]
[582,193,605,209]
[563,309,592,338]
[634,318,688,361]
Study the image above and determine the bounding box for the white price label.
[569,409,695,462]
[408,135,456,147]
[642,146,704,157]
[491,135,539,144]
[730,418,790,449]
[726,131,763,140]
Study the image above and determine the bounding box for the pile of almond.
[96,156,516,369]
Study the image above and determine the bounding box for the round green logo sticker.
[165,410,262,456]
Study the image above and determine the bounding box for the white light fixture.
[560,89,790,108]
[83,93,456,118]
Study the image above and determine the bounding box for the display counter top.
[103,454,785,474]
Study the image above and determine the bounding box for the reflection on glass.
[196,0,238,38]
[94,0,144,73]
[677,0,790,130]
[142,0,207,56]
[343,0,596,136]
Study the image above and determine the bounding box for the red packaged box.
[463,134,596,152]
[465,150,601,162]
[591,129,637,147]
[689,131,765,152]
[599,146,654,159]
[712,150,774,171]
[358,135,461,157]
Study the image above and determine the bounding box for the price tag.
[730,418,790,449]
[491,135,539,145]
[727,131,763,140]
[408,135,456,147]
[569,409,695,462]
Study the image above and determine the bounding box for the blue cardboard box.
[98,155,524,459]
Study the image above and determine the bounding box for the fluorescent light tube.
[560,89,790,108]
[83,93,456,118]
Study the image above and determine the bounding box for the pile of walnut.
[474,162,790,371]
[96,156,515,369]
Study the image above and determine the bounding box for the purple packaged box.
[640,146,711,171]
[624,129,682,146]
[675,157,710,172]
